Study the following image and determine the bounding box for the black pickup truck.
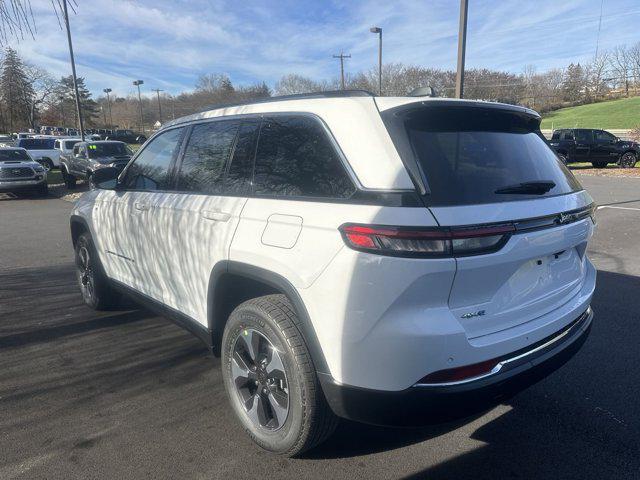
[549,128,638,168]
[103,129,147,144]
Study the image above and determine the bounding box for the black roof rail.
[198,89,375,114]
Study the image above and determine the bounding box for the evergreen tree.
[0,47,34,131]
[562,63,586,102]
[58,75,99,127]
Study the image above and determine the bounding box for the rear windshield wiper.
[494,181,556,195]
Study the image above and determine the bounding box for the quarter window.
[253,115,355,199]
[176,120,239,194]
[123,127,184,191]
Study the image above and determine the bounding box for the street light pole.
[333,53,351,90]
[133,80,144,133]
[370,27,382,95]
[62,0,85,141]
[103,88,113,127]
[455,0,469,99]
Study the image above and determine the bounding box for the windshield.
[87,143,131,158]
[382,105,582,206]
[19,138,55,150]
[64,140,81,149]
[0,149,30,161]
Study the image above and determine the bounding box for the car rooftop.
[161,89,540,130]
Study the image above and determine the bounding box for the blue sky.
[14,0,640,98]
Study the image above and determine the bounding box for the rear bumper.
[319,307,592,426]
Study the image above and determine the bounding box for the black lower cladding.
[319,308,593,426]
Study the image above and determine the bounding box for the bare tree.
[23,64,56,128]
[610,45,631,96]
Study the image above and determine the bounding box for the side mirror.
[90,166,120,190]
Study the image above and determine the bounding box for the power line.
[594,0,604,59]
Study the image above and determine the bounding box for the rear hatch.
[381,102,594,339]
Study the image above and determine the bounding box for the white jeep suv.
[70,90,596,456]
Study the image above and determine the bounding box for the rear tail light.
[339,223,514,257]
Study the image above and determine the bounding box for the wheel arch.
[207,261,330,374]
[70,214,90,248]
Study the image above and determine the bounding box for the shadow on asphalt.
[1,264,638,478]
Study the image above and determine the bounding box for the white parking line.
[597,205,640,212]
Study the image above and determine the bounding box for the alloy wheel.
[77,245,95,301]
[231,329,289,431]
[619,152,637,168]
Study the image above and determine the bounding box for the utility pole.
[101,105,107,127]
[370,27,382,95]
[455,0,469,99]
[62,0,85,140]
[333,53,351,90]
[133,80,144,133]
[152,88,163,123]
[103,88,113,127]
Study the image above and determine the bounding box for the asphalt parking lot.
[1,175,639,480]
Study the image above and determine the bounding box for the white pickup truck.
[15,137,60,170]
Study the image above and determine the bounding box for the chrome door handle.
[201,210,231,222]
[134,202,149,211]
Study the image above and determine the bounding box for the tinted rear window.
[19,138,55,149]
[383,106,582,206]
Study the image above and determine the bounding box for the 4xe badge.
[461,310,486,319]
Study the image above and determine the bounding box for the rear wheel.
[62,167,77,189]
[591,161,608,168]
[221,295,338,456]
[39,158,53,171]
[75,232,119,310]
[618,151,637,168]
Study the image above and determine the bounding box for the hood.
[95,155,132,164]
[0,159,43,169]
[616,139,639,149]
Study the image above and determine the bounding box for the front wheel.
[221,295,338,456]
[557,153,567,165]
[75,232,120,310]
[618,152,637,168]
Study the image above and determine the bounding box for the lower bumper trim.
[319,307,593,426]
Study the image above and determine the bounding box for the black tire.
[62,167,77,189]
[557,153,567,165]
[75,232,120,310]
[35,183,48,197]
[618,151,637,168]
[222,294,338,456]
[591,161,608,168]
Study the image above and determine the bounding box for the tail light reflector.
[339,223,514,257]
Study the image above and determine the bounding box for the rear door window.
[382,106,582,206]
[253,115,356,199]
[575,130,593,143]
